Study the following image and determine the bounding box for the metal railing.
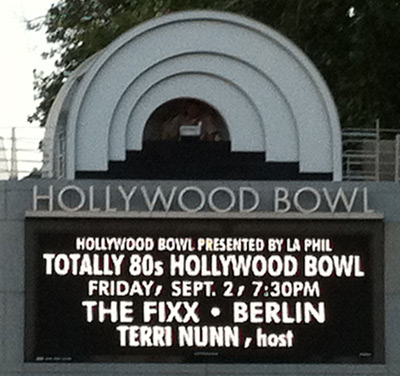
[0,127,44,180]
[342,120,400,182]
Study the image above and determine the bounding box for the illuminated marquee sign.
[25,217,384,363]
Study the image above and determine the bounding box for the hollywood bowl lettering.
[32,185,374,213]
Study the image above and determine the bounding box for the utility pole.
[0,136,9,180]
[10,127,18,180]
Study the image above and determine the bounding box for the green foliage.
[30,0,400,130]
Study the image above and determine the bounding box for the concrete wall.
[1,179,399,375]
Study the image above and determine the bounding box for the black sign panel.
[25,218,384,363]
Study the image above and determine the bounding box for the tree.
[29,0,400,130]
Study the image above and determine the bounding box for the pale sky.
[0,0,55,178]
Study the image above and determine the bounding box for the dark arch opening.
[144,98,229,142]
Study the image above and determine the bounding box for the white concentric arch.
[126,71,264,153]
[108,51,299,163]
[66,10,342,180]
